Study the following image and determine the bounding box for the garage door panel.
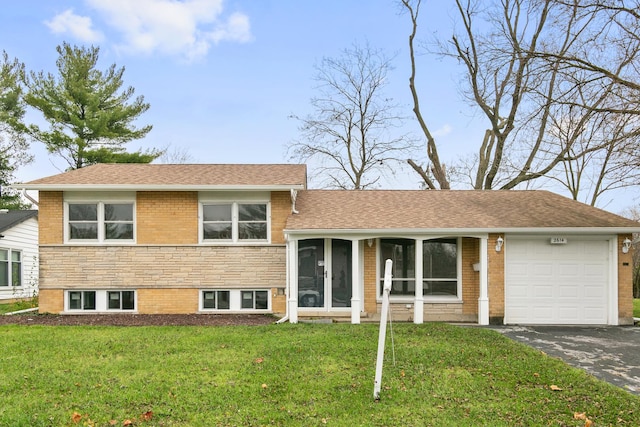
[534,286,553,298]
[505,238,609,325]
[558,286,578,298]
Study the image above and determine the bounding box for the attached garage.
[505,236,613,325]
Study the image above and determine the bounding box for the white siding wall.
[0,217,39,300]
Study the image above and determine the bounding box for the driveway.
[492,325,640,394]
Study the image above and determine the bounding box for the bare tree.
[621,205,640,297]
[401,0,640,204]
[288,43,417,189]
[155,144,194,164]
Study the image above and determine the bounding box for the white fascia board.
[11,184,306,192]
[283,226,640,237]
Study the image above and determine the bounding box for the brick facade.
[487,233,505,322]
[137,191,199,244]
[618,234,634,325]
[39,192,63,244]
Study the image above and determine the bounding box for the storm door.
[298,239,353,309]
[298,239,325,308]
[331,239,352,308]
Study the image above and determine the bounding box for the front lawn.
[0,298,37,314]
[634,298,640,318]
[1,322,638,426]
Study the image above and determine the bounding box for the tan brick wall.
[461,237,479,316]
[270,191,290,244]
[618,234,634,324]
[271,289,286,314]
[137,192,199,244]
[38,289,63,313]
[137,288,199,314]
[38,245,286,314]
[39,192,64,244]
[363,240,378,314]
[488,233,505,320]
[40,245,286,289]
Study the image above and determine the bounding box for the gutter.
[22,189,39,207]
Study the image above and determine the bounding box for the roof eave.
[11,184,306,192]
[284,226,640,236]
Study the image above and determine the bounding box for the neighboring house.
[14,164,640,326]
[0,210,39,302]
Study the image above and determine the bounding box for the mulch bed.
[0,313,278,326]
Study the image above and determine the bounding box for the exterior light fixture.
[367,238,374,248]
[622,238,632,254]
[495,236,504,252]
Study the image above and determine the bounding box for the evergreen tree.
[0,51,32,209]
[24,43,155,169]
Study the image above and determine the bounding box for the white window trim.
[0,248,22,288]
[376,237,463,303]
[65,290,137,312]
[64,200,136,244]
[199,288,272,313]
[199,201,271,244]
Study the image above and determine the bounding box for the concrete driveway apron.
[493,326,640,395]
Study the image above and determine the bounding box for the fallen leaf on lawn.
[585,419,593,427]
[533,372,540,377]
[549,384,562,391]
[261,383,268,389]
[401,370,405,377]
[72,412,82,423]
[109,421,117,426]
[574,412,586,420]
[123,420,133,426]
[141,411,153,421]
[255,357,264,364]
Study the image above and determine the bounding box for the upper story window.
[0,249,21,287]
[66,202,134,242]
[202,202,269,243]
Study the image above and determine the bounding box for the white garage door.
[505,237,610,325]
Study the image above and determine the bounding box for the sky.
[1,0,637,214]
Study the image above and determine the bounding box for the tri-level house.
[16,163,640,326]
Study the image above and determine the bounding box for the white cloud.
[45,9,104,43]
[433,124,453,138]
[85,0,252,60]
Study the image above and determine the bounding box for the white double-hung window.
[201,198,269,243]
[65,195,135,243]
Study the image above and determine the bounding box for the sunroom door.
[298,239,325,308]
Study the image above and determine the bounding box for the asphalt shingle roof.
[285,190,640,231]
[19,163,307,188]
[0,210,38,233]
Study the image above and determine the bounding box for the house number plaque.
[550,237,567,244]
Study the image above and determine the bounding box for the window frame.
[66,290,137,312]
[200,289,271,312]
[421,238,461,299]
[67,290,97,311]
[107,290,136,311]
[200,201,270,244]
[377,237,462,303]
[0,248,22,288]
[64,200,136,244]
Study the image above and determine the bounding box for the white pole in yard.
[373,259,393,400]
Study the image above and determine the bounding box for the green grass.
[634,299,640,318]
[0,298,38,314]
[1,323,639,426]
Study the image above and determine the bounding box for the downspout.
[23,189,39,207]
